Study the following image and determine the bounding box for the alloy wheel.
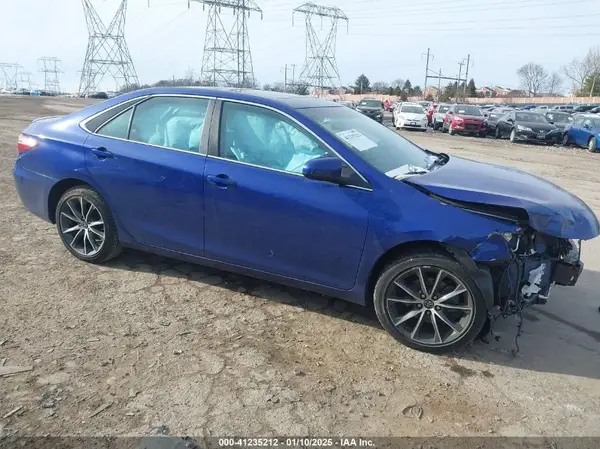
[384,266,474,347]
[58,196,105,257]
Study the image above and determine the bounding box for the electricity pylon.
[78,0,139,96]
[38,57,62,94]
[293,3,348,97]
[192,0,262,88]
[0,63,20,90]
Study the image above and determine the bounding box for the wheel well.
[47,179,91,223]
[364,240,453,311]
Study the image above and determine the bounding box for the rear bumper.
[13,162,56,222]
[553,260,584,286]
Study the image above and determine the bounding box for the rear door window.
[128,96,210,152]
[96,108,133,139]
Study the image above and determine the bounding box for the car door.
[84,95,213,256]
[569,116,585,145]
[202,100,370,290]
[580,118,594,146]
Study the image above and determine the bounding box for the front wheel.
[448,125,455,135]
[495,127,502,139]
[56,186,122,263]
[509,128,517,143]
[588,136,598,153]
[562,133,570,146]
[373,251,488,354]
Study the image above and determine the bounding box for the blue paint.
[13,87,600,307]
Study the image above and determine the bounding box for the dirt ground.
[0,96,599,438]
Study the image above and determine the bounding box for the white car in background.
[432,103,451,130]
[393,103,428,131]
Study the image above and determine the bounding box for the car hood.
[456,114,484,121]
[398,112,426,120]
[552,122,570,130]
[518,121,557,131]
[357,106,381,112]
[404,156,600,240]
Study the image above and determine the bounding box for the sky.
[1,0,599,93]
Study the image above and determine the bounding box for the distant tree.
[371,81,389,94]
[440,82,457,102]
[391,78,405,89]
[400,92,408,101]
[294,84,309,95]
[393,86,403,96]
[467,78,477,97]
[387,86,394,96]
[547,72,563,95]
[403,79,413,94]
[262,83,272,91]
[517,62,549,97]
[425,94,434,101]
[563,47,600,95]
[412,85,423,96]
[354,74,371,93]
[582,73,600,97]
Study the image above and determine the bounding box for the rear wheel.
[494,127,502,139]
[562,133,570,146]
[373,251,488,354]
[56,187,122,263]
[588,136,598,153]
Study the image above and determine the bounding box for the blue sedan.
[13,87,600,353]
[562,114,600,152]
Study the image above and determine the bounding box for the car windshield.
[301,106,433,176]
[591,118,600,127]
[438,105,450,112]
[516,112,548,123]
[358,100,381,108]
[455,106,482,116]
[400,105,424,114]
[546,113,572,123]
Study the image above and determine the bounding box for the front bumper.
[359,111,383,121]
[398,120,427,129]
[451,124,487,134]
[514,129,560,143]
[553,260,584,286]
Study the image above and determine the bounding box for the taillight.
[17,134,38,154]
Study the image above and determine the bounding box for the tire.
[495,127,502,139]
[55,186,122,264]
[588,136,598,153]
[509,128,517,143]
[478,132,486,138]
[562,133,570,146]
[373,250,488,354]
[448,124,455,135]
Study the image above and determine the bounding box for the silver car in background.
[432,103,451,130]
[393,102,428,131]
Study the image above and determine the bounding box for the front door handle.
[90,147,114,159]
[206,174,236,188]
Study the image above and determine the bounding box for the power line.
[38,57,62,94]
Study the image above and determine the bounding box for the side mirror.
[507,118,514,123]
[583,124,591,130]
[302,157,344,184]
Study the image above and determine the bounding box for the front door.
[203,101,370,290]
[84,95,212,255]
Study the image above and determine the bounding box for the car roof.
[116,86,342,110]
[400,102,422,106]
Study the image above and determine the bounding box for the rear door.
[202,100,370,290]
[84,95,213,255]
[569,116,585,145]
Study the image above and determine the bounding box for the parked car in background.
[89,92,109,99]
[589,106,600,114]
[484,107,513,136]
[535,105,549,112]
[356,98,384,123]
[442,104,486,136]
[545,111,574,132]
[30,90,41,96]
[562,114,600,152]
[426,103,438,126]
[15,87,598,353]
[495,111,559,144]
[520,105,537,110]
[432,103,451,130]
[572,104,597,113]
[393,103,427,131]
[418,100,431,110]
[339,101,356,110]
[551,105,575,112]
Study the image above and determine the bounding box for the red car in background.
[426,103,438,126]
[442,104,487,137]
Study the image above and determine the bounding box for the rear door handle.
[90,147,114,159]
[206,174,236,188]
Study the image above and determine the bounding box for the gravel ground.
[0,96,599,438]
